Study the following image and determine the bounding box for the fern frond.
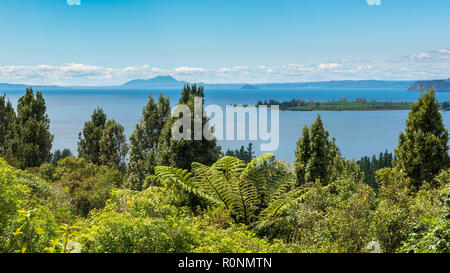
[257,188,306,229]
[191,162,236,210]
[154,166,222,206]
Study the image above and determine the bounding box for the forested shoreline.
[0,86,449,253]
[254,98,450,111]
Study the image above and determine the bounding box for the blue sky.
[1,0,450,85]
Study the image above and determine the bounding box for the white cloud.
[394,48,450,63]
[318,63,340,69]
[1,61,450,86]
[173,66,205,74]
[367,0,381,6]
[67,0,81,6]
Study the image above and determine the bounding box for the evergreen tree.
[294,115,336,186]
[246,142,255,162]
[224,143,255,163]
[0,94,16,160]
[51,148,73,165]
[395,88,449,188]
[78,107,107,165]
[99,119,129,171]
[305,115,333,184]
[357,150,394,190]
[13,88,53,168]
[78,108,128,171]
[128,93,170,190]
[157,84,220,170]
[294,126,310,186]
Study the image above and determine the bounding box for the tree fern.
[155,153,304,227]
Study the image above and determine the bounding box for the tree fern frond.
[257,188,306,229]
[154,166,222,205]
[211,156,246,185]
[191,162,235,210]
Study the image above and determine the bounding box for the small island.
[243,98,450,111]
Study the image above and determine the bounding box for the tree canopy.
[128,93,170,190]
[395,88,449,189]
[156,84,220,170]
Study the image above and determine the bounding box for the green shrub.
[50,157,123,216]
[0,158,60,253]
[270,176,376,253]
[79,186,288,253]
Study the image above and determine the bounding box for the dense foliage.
[78,108,128,171]
[155,154,304,228]
[127,93,170,190]
[0,86,449,253]
[156,84,220,170]
[0,88,53,169]
[294,115,343,186]
[395,89,449,189]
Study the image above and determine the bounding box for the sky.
[0,0,450,85]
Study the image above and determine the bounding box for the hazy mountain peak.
[121,75,188,88]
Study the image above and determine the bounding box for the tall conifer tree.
[395,88,449,188]
[294,115,336,186]
[128,93,170,190]
[157,84,220,170]
[14,88,53,168]
[78,107,107,165]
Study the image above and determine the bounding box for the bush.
[0,158,60,253]
[271,176,376,253]
[49,157,123,216]
[79,186,288,253]
[400,177,450,253]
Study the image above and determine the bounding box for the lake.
[2,88,450,163]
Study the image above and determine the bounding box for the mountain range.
[1,76,449,91]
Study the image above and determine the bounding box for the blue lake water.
[2,88,450,163]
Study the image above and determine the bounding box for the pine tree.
[11,88,54,169]
[246,143,255,162]
[78,107,107,165]
[157,84,220,170]
[305,115,332,184]
[128,93,170,190]
[225,143,255,163]
[99,119,129,171]
[294,115,336,186]
[357,150,394,190]
[78,108,128,171]
[51,148,73,165]
[0,94,16,160]
[294,126,310,186]
[395,88,449,188]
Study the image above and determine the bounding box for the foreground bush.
[79,186,289,253]
[38,157,123,217]
[0,158,60,252]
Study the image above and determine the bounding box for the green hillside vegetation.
[255,98,450,111]
[0,87,449,253]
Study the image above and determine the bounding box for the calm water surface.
[3,88,450,162]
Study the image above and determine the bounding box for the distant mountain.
[407,80,450,92]
[121,75,188,89]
